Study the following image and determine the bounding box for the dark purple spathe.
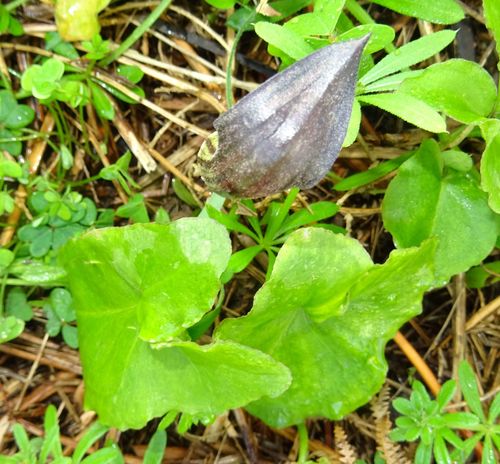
[198,35,369,198]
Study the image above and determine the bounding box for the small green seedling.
[18,188,97,258]
[115,193,149,223]
[206,188,339,280]
[43,288,78,348]
[0,90,35,156]
[0,404,120,464]
[391,361,500,464]
[99,151,140,195]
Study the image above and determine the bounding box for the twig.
[14,333,50,411]
[393,331,441,396]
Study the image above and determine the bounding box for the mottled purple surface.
[199,36,369,198]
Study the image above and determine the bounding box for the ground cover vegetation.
[0,0,499,462]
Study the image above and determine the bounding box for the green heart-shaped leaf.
[382,140,499,283]
[216,228,436,427]
[60,218,291,429]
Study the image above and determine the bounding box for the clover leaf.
[0,90,35,156]
[59,218,291,429]
[216,228,436,428]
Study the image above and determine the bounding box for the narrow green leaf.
[433,434,451,464]
[436,379,456,410]
[358,92,447,133]
[442,412,480,429]
[264,188,298,241]
[172,178,198,207]
[80,446,124,464]
[343,98,361,147]
[484,0,500,69]
[360,30,456,85]
[363,70,424,93]
[314,0,345,32]
[89,82,115,121]
[143,430,166,464]
[222,245,262,282]
[40,405,63,462]
[205,204,259,241]
[12,424,30,453]
[459,361,486,421]
[255,22,314,60]
[482,436,496,464]
[399,59,497,123]
[72,422,109,464]
[338,24,395,54]
[334,151,413,191]
[277,201,339,236]
[370,0,464,24]
[488,391,500,423]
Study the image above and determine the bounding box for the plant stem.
[296,422,309,464]
[6,0,28,12]
[225,11,256,108]
[99,0,173,67]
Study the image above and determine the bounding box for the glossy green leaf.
[0,128,22,156]
[89,82,114,120]
[358,92,447,133]
[0,316,24,344]
[276,201,339,236]
[0,159,23,178]
[343,98,361,147]
[382,140,499,283]
[284,12,331,36]
[466,261,500,288]
[436,379,456,410]
[59,219,290,429]
[204,0,236,8]
[80,446,123,464]
[370,0,464,24]
[255,21,314,61]
[334,151,413,191]
[216,228,436,427]
[72,422,109,464]
[0,90,17,121]
[480,119,500,213]
[458,361,485,421]
[143,430,166,464]
[484,0,500,69]
[360,30,456,86]
[6,288,33,321]
[4,104,35,129]
[399,59,497,124]
[116,65,144,84]
[338,24,395,55]
[314,0,345,32]
[115,194,149,223]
